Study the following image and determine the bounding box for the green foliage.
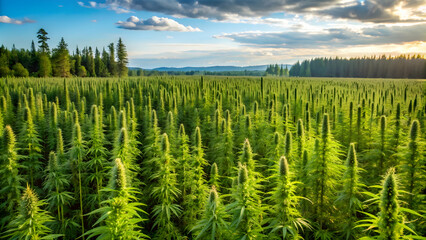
[116,38,128,77]
[86,158,148,240]
[151,133,182,239]
[69,120,86,237]
[308,114,343,232]
[52,38,71,77]
[3,185,61,239]
[0,126,24,227]
[182,127,208,230]
[87,105,107,205]
[19,107,43,187]
[43,151,73,226]
[85,197,148,240]
[0,75,424,239]
[38,53,52,77]
[378,168,401,239]
[356,168,423,240]
[12,63,29,77]
[336,143,363,239]
[399,120,424,209]
[266,156,310,239]
[192,186,229,239]
[228,163,264,239]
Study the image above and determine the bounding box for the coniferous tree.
[38,52,51,77]
[99,48,109,77]
[36,28,52,77]
[86,47,96,77]
[116,38,128,77]
[37,28,50,54]
[94,48,101,77]
[52,38,71,77]
[29,40,38,74]
[108,43,117,77]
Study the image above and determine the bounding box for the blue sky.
[1,0,425,68]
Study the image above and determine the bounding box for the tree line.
[0,28,129,78]
[289,55,426,79]
[265,64,289,77]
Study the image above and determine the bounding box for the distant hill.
[138,65,292,72]
[152,65,268,72]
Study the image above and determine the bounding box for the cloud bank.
[86,0,426,23]
[0,16,36,24]
[116,16,201,32]
[78,1,131,13]
[215,23,426,48]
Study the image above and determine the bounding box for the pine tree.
[38,52,51,77]
[116,38,128,77]
[37,28,50,54]
[108,43,117,77]
[52,38,71,77]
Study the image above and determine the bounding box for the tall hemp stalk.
[267,156,310,239]
[151,133,182,240]
[69,117,86,238]
[0,126,24,227]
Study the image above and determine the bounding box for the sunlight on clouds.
[339,41,426,55]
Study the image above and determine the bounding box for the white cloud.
[90,0,426,23]
[214,23,426,48]
[0,15,35,24]
[129,42,426,68]
[116,16,202,32]
[77,1,131,14]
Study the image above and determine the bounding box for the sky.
[1,0,425,68]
